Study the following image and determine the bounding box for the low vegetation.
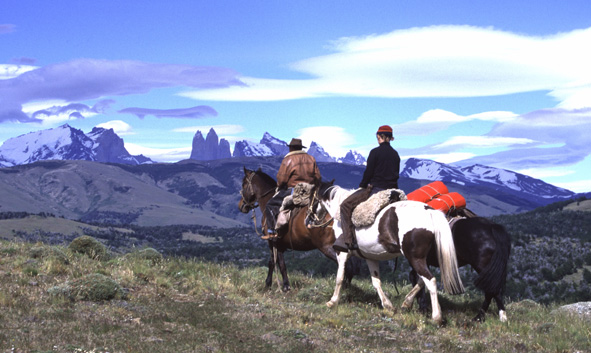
[1,237,590,353]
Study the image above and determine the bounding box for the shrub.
[29,245,69,264]
[126,247,163,265]
[48,273,126,301]
[68,235,108,260]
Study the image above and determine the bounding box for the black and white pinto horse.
[408,216,511,322]
[319,185,465,325]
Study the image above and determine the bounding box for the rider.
[333,125,400,252]
[262,138,321,240]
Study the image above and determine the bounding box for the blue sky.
[1,1,590,192]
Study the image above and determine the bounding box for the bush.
[30,245,69,264]
[127,247,163,265]
[48,273,126,301]
[68,236,108,260]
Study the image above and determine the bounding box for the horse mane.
[254,168,277,187]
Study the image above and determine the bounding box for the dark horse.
[238,167,354,292]
[408,216,512,322]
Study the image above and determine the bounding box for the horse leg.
[326,251,350,308]
[367,260,394,311]
[275,250,291,292]
[402,281,424,310]
[408,258,442,324]
[494,294,508,322]
[265,251,275,288]
[473,293,493,322]
[402,269,427,313]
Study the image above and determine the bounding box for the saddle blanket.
[351,188,407,228]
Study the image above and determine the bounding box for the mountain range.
[0,124,585,227]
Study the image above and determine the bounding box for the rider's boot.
[332,234,348,253]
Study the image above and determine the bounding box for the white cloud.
[395,109,518,135]
[406,152,477,164]
[181,26,591,108]
[0,64,37,80]
[96,120,134,136]
[296,126,357,158]
[124,142,191,163]
[434,136,535,149]
[553,179,591,193]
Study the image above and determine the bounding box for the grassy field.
[0,239,590,353]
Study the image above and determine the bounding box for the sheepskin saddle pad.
[352,188,407,228]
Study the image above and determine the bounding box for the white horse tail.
[431,209,465,294]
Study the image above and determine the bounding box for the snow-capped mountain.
[401,157,573,199]
[260,132,289,156]
[338,150,366,165]
[0,124,152,167]
[308,141,336,162]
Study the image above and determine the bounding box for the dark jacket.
[359,142,400,189]
[276,150,321,189]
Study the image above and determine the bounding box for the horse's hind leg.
[494,294,508,322]
[402,281,424,310]
[327,252,350,308]
[367,260,394,311]
[407,258,442,324]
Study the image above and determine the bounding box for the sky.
[1,1,590,193]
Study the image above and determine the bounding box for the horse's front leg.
[367,259,394,310]
[265,249,275,288]
[326,251,350,308]
[275,249,290,292]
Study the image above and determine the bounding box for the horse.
[318,184,465,325]
[238,167,354,292]
[407,216,511,322]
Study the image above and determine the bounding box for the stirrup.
[261,233,277,240]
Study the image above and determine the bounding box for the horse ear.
[330,179,335,186]
[243,166,248,174]
[257,167,262,173]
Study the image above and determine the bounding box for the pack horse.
[319,184,465,325]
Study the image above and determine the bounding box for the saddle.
[351,188,407,228]
[275,182,316,231]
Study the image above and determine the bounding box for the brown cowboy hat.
[288,138,306,149]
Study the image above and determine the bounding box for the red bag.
[407,181,449,203]
[427,192,466,214]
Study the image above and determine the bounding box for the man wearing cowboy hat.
[262,138,321,240]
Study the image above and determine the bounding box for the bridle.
[240,171,275,236]
[239,171,259,212]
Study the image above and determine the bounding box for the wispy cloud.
[0,24,15,34]
[395,109,518,135]
[0,58,244,123]
[118,106,218,119]
[433,136,535,149]
[182,26,591,109]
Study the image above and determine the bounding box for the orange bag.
[407,181,449,203]
[427,192,466,214]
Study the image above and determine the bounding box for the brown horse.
[238,167,351,292]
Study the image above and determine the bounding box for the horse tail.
[473,222,512,295]
[432,209,465,294]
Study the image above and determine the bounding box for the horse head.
[238,167,258,213]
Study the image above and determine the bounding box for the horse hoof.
[326,301,335,308]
